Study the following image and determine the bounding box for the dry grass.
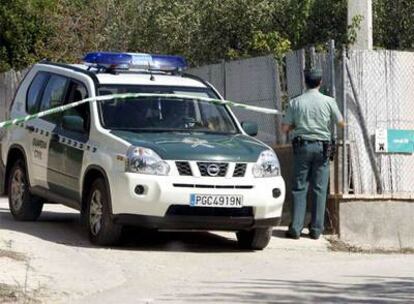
[0,246,42,303]
[327,236,414,254]
[0,283,40,304]
[0,283,20,304]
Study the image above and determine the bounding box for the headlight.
[252,149,281,178]
[126,146,170,175]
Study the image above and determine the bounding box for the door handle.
[26,125,35,132]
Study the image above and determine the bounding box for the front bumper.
[109,172,286,228]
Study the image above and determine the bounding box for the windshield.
[98,85,238,134]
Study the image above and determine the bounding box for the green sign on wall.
[376,129,414,154]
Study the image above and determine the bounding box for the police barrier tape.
[0,93,283,129]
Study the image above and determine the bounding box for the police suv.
[0,52,285,249]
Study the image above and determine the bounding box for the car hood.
[111,131,268,162]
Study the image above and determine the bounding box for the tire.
[86,178,122,246]
[236,227,273,250]
[8,160,43,221]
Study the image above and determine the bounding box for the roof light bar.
[83,52,187,72]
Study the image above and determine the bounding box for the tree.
[1,0,409,72]
[0,0,56,71]
[373,0,414,50]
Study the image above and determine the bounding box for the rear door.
[27,73,68,189]
[25,71,49,187]
[33,74,70,191]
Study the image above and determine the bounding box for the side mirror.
[62,115,85,133]
[241,121,258,137]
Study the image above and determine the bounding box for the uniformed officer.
[282,69,345,240]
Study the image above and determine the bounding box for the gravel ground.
[0,197,413,304]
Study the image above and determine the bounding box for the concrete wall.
[339,199,414,249]
[348,0,373,50]
[274,145,293,225]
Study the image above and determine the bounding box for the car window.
[199,100,236,132]
[62,81,90,133]
[100,97,237,133]
[39,75,68,123]
[97,85,238,134]
[26,72,49,114]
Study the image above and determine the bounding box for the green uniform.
[284,88,343,141]
[283,88,343,238]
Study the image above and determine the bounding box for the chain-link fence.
[289,46,414,196]
[188,55,283,146]
[286,44,338,100]
[286,49,305,99]
[345,50,414,195]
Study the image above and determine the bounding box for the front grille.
[197,162,228,177]
[233,163,247,177]
[176,161,192,176]
[166,205,253,217]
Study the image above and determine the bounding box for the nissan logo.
[207,164,220,176]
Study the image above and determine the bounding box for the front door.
[48,80,90,202]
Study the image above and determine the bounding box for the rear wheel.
[236,227,273,250]
[87,178,122,246]
[8,160,43,221]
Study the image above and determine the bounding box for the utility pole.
[348,0,373,50]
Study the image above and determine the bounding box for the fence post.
[310,46,316,69]
[329,40,336,100]
[342,49,348,194]
[221,59,227,99]
[299,49,306,93]
[271,57,283,145]
[328,40,341,195]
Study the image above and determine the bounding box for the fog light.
[272,188,281,198]
[135,185,145,195]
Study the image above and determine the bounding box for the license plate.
[190,194,243,208]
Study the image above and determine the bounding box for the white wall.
[348,0,373,50]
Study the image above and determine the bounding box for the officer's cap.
[304,68,323,81]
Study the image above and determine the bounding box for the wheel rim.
[89,189,103,236]
[10,168,25,211]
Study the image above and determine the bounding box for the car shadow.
[158,276,414,303]
[0,203,253,253]
[271,229,287,238]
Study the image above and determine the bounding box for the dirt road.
[0,197,413,303]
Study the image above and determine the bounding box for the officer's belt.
[293,137,329,144]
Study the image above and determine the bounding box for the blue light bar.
[83,52,187,72]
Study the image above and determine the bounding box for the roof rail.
[39,61,100,86]
[182,73,223,99]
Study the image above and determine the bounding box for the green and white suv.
[0,52,285,249]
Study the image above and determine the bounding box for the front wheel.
[87,178,122,246]
[236,227,273,250]
[8,160,43,221]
